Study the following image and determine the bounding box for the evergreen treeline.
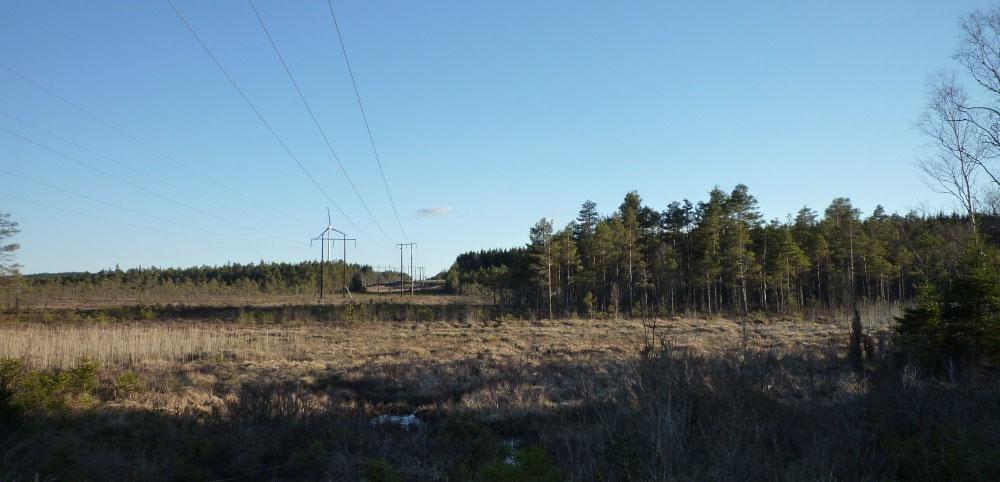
[22,261,408,295]
[446,185,992,317]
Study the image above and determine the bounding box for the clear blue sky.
[1,0,993,274]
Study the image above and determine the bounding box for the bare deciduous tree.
[917,73,983,231]
[982,185,1000,216]
[947,8,1000,189]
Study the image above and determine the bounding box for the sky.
[0,0,996,274]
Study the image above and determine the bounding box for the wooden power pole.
[396,242,417,295]
[313,208,354,301]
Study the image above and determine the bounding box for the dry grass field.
[0,303,902,370]
[0,315,861,371]
[2,308,999,480]
[4,290,469,311]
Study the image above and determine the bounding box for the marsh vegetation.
[2,308,998,481]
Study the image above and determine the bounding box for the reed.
[0,324,308,370]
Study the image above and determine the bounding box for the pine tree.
[766,221,810,311]
[619,192,642,313]
[722,184,762,313]
[553,226,581,312]
[651,241,680,313]
[529,218,555,319]
[692,188,727,313]
[662,200,695,311]
[574,201,600,306]
[0,212,20,280]
[823,198,862,305]
[594,219,621,313]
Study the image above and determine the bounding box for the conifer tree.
[722,184,762,313]
[529,218,555,319]
[0,212,20,281]
[823,198,862,304]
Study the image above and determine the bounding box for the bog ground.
[6,305,999,481]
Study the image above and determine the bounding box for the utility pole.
[313,208,353,302]
[311,230,332,300]
[319,234,324,300]
[396,242,417,295]
[332,234,356,296]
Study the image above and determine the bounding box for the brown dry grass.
[0,315,881,372]
[0,315,887,434]
[8,309,992,481]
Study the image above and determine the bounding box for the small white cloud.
[415,206,453,218]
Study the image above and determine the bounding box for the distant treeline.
[446,185,994,317]
[20,261,409,296]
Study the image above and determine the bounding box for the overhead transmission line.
[0,167,278,249]
[326,0,409,242]
[0,167,200,233]
[0,63,303,225]
[0,108,278,224]
[249,0,393,244]
[3,190,285,252]
[0,125,300,247]
[166,0,383,248]
[0,192,179,238]
[1,109,179,191]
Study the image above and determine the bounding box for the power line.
[0,124,300,246]
[0,167,280,249]
[0,108,285,226]
[2,190,287,255]
[0,63,301,224]
[327,0,409,241]
[0,167,199,233]
[1,109,179,192]
[0,192,179,238]
[249,0,393,244]
[166,0,383,249]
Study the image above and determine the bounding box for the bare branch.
[917,73,981,230]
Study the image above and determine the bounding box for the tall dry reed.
[0,324,308,369]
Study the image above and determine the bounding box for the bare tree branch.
[917,72,981,231]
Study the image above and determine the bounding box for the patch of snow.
[370,413,422,431]
[503,438,521,466]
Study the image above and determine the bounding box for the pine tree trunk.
[547,253,553,320]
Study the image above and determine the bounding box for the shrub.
[113,371,142,398]
[90,310,112,324]
[440,417,504,479]
[0,358,24,385]
[1,358,101,414]
[0,358,25,424]
[66,358,99,394]
[897,241,1000,371]
[341,303,361,322]
[236,308,255,324]
[478,445,566,482]
[415,306,435,322]
[878,421,1000,480]
[849,307,864,372]
[582,291,596,317]
[350,272,366,294]
[361,458,404,482]
[292,438,329,473]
